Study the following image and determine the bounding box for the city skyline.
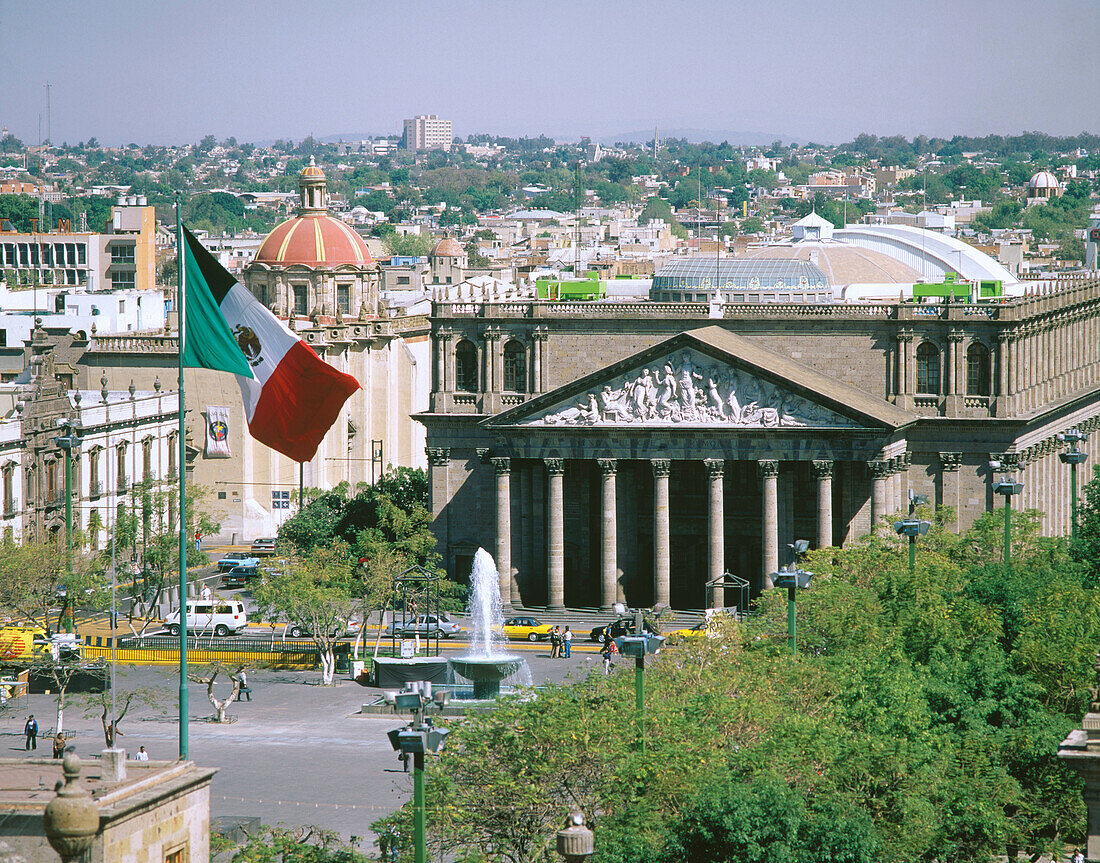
[0,0,1097,147]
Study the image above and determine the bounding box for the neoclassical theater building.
[419,221,1100,611]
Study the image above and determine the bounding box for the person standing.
[600,636,617,675]
[194,531,203,553]
[52,732,66,759]
[24,715,37,750]
[563,626,573,658]
[550,626,561,659]
[239,670,252,701]
[135,746,150,761]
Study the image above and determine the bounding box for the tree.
[251,545,359,685]
[79,681,171,747]
[382,231,433,258]
[222,825,367,862]
[188,662,248,723]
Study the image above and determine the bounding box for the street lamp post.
[388,686,450,863]
[895,492,931,570]
[55,425,80,578]
[770,566,812,655]
[617,607,665,756]
[1058,429,1088,543]
[990,460,1024,564]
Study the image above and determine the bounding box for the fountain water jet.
[449,548,529,699]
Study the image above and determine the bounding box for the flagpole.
[175,193,189,760]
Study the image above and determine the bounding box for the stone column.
[532,327,548,393]
[597,458,618,612]
[442,329,456,395]
[704,458,725,609]
[481,329,498,393]
[426,447,450,572]
[759,459,779,589]
[996,331,1010,415]
[869,460,889,532]
[492,457,512,608]
[545,458,565,610]
[652,459,671,608]
[812,459,834,548]
[895,330,911,401]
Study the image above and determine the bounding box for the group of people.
[23,713,147,760]
[548,626,572,658]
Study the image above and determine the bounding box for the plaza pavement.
[0,639,610,842]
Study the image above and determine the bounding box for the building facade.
[403,115,453,151]
[419,275,1100,611]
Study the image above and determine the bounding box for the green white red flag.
[179,226,359,462]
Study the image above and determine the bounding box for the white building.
[403,115,452,151]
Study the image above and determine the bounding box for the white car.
[164,600,248,637]
[386,614,462,638]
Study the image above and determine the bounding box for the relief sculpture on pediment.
[533,349,857,429]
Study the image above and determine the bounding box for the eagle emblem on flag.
[234,325,263,367]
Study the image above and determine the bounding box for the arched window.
[455,340,478,393]
[502,341,526,393]
[966,342,991,396]
[916,342,941,395]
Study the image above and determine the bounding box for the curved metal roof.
[653,257,828,289]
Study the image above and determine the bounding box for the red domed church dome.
[255,157,373,267]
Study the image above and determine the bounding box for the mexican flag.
[180,226,360,463]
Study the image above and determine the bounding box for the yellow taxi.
[502,616,553,642]
[664,621,709,645]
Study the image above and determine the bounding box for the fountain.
[449,548,529,699]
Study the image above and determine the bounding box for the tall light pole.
[1058,429,1088,543]
[771,566,812,655]
[990,460,1023,564]
[55,422,80,580]
[894,492,931,570]
[617,606,664,756]
[388,687,450,863]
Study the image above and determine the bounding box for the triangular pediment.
[486,326,913,432]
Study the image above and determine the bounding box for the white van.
[164,600,248,637]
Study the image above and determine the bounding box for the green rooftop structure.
[912,272,1004,302]
[536,273,607,300]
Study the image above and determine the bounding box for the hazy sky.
[1,0,1097,146]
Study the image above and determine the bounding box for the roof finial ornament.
[309,154,316,167]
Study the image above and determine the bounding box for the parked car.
[502,616,553,642]
[218,552,258,572]
[664,621,709,645]
[589,617,659,642]
[251,537,277,556]
[221,565,261,589]
[386,614,462,638]
[163,600,248,637]
[284,618,362,639]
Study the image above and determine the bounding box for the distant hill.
[595,128,815,147]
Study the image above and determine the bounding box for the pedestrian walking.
[52,732,66,759]
[1072,849,1084,863]
[563,626,573,658]
[24,715,37,750]
[239,670,252,701]
[600,636,617,674]
[550,626,562,658]
[135,746,149,762]
[194,531,203,553]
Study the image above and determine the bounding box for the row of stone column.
[492,456,841,611]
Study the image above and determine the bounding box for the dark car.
[589,617,659,642]
[218,552,257,572]
[221,565,260,588]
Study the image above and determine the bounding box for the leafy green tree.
[383,231,433,258]
[252,544,359,684]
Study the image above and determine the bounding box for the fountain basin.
[449,656,523,700]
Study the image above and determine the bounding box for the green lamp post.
[990,460,1023,564]
[770,566,813,655]
[388,686,450,863]
[894,492,931,570]
[1058,429,1088,543]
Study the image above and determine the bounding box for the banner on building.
[205,406,232,458]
